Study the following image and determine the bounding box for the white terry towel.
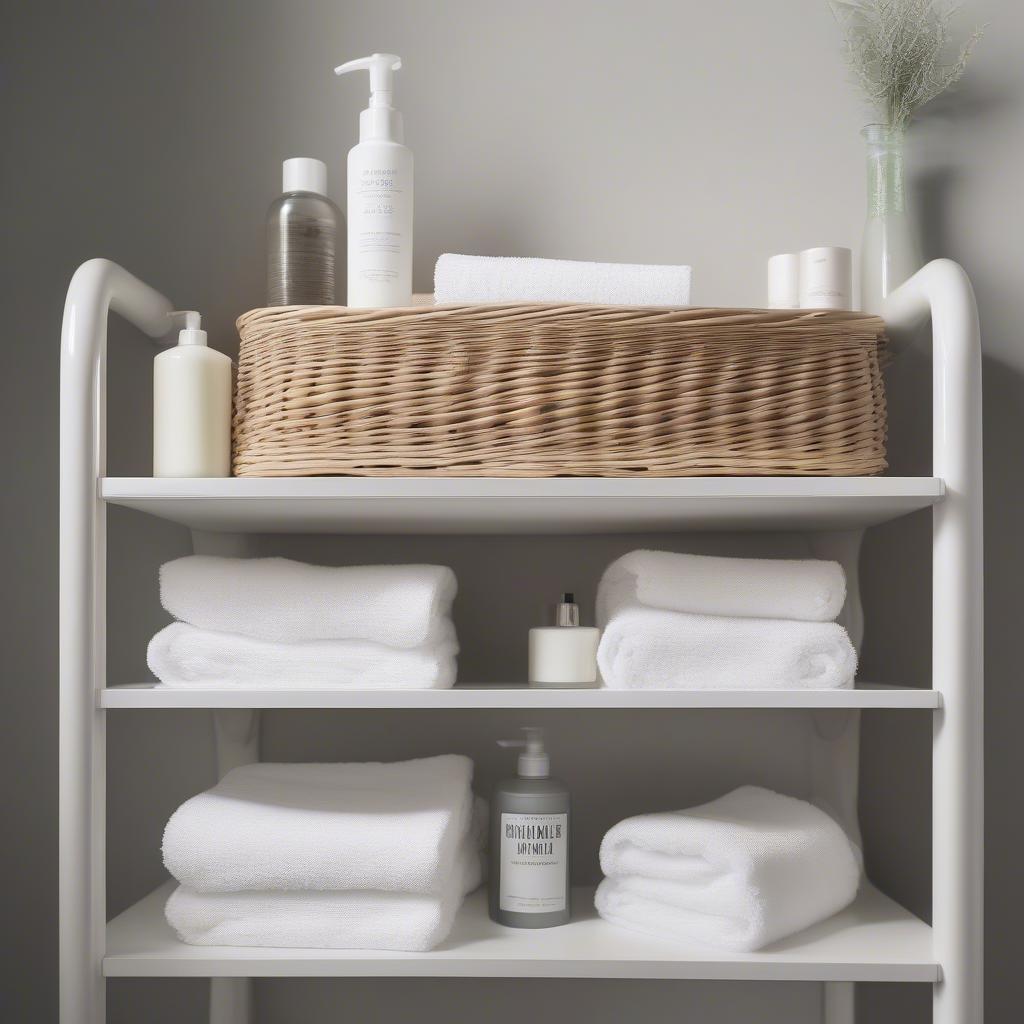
[147,622,458,690]
[160,556,457,649]
[165,800,487,951]
[433,254,692,307]
[598,606,856,690]
[595,786,862,952]
[597,550,846,625]
[163,756,474,894]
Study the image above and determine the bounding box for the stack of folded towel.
[596,550,856,690]
[596,786,862,951]
[434,254,692,307]
[148,556,459,689]
[163,755,485,951]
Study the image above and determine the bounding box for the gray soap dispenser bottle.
[490,727,571,928]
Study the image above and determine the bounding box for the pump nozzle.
[498,727,549,778]
[167,310,207,347]
[334,53,404,142]
[334,53,401,104]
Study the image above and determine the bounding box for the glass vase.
[860,124,921,313]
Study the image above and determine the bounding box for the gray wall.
[2,0,1019,1021]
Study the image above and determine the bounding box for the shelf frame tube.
[57,257,981,1023]
[59,259,173,1024]
[884,260,984,1024]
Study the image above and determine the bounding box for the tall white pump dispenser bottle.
[334,54,413,308]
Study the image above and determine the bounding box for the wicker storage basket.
[233,303,887,477]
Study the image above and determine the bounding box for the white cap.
[498,727,550,778]
[334,53,404,142]
[283,157,328,196]
[168,310,207,347]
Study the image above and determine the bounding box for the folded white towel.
[597,550,846,625]
[596,786,862,952]
[597,606,856,690]
[163,756,474,894]
[165,800,487,951]
[165,885,466,952]
[160,556,457,649]
[147,622,458,690]
[433,254,692,307]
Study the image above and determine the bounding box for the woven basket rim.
[237,302,886,334]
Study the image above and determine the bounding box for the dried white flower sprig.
[830,0,983,128]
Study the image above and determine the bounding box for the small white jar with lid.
[528,593,600,688]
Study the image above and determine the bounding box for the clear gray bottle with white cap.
[267,157,341,306]
[490,727,571,928]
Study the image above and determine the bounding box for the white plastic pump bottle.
[153,311,232,477]
[334,54,413,308]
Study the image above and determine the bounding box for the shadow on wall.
[914,87,1024,1006]
[877,62,1024,1013]
[909,70,1017,270]
[977,349,1024,1005]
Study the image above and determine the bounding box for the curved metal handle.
[59,260,173,1023]
[885,260,983,1024]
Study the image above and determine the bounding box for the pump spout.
[497,727,550,778]
[168,310,202,332]
[334,53,402,106]
[334,53,405,143]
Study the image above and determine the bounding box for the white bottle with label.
[153,311,232,477]
[490,728,571,928]
[334,53,413,308]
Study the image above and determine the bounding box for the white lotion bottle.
[529,593,600,688]
[153,312,232,477]
[334,53,413,308]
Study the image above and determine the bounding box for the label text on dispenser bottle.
[499,812,568,913]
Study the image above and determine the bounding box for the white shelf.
[101,476,944,534]
[104,881,936,982]
[100,683,940,710]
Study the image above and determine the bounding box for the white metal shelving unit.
[59,258,983,1023]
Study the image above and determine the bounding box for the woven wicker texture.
[233,303,887,477]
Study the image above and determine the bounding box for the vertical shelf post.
[810,529,864,1024]
[207,700,258,1024]
[192,530,260,1024]
[60,260,172,1024]
[884,260,984,1024]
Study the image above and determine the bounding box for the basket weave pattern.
[233,304,887,477]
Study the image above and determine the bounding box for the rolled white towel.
[598,606,856,690]
[159,556,457,648]
[597,550,846,625]
[596,786,862,952]
[163,757,474,895]
[165,800,487,952]
[147,621,458,690]
[433,254,692,307]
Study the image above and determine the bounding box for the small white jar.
[798,247,853,310]
[528,593,600,688]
